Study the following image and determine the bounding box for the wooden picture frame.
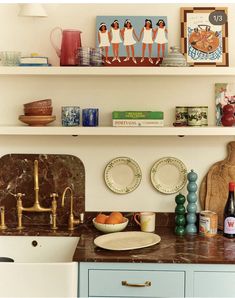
[181,7,228,66]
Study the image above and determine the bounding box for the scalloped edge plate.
[150,157,187,194]
[104,157,142,194]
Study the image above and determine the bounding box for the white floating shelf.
[0,126,234,136]
[0,66,235,76]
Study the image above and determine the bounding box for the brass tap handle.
[50,193,58,214]
[50,193,58,202]
[0,206,7,230]
[80,213,84,224]
[50,193,58,230]
[15,193,25,230]
[15,193,25,200]
[50,193,58,198]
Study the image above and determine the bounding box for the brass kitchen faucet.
[61,186,81,230]
[15,160,58,230]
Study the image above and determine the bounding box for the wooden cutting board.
[199,142,235,229]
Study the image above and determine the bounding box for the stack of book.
[20,56,50,67]
[112,111,164,127]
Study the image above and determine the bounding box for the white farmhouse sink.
[0,236,79,297]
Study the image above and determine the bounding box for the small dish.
[104,157,142,194]
[93,217,129,233]
[19,115,56,126]
[94,231,161,250]
[150,157,187,194]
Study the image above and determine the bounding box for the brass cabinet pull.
[121,280,151,287]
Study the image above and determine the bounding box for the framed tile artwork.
[181,7,228,66]
[96,16,168,67]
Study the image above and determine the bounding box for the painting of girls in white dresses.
[96,16,168,66]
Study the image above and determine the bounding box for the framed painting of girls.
[96,16,168,67]
[181,7,228,66]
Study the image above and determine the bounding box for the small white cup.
[134,212,156,232]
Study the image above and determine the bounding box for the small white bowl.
[93,217,129,233]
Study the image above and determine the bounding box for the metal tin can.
[188,106,202,126]
[199,210,218,237]
[200,106,208,126]
[175,106,188,125]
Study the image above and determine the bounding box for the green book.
[112,111,164,120]
[113,119,164,126]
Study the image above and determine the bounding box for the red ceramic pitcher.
[50,27,82,66]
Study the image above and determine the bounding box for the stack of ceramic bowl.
[19,99,56,126]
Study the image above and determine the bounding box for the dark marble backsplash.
[0,153,176,231]
[0,154,85,228]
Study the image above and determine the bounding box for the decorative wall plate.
[104,157,142,194]
[94,231,161,251]
[150,157,187,194]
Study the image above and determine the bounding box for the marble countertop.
[1,212,235,264]
[73,226,235,264]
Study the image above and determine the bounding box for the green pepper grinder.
[175,193,186,236]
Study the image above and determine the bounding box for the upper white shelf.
[1,66,235,76]
[0,126,235,136]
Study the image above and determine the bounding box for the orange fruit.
[109,212,123,223]
[105,216,120,224]
[95,213,108,224]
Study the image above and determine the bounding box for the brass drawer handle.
[121,280,151,287]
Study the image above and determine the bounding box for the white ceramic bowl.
[93,217,129,233]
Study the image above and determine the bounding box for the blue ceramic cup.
[61,106,80,126]
[82,108,99,126]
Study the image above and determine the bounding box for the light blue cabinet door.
[89,269,185,297]
[194,271,235,297]
[79,262,235,298]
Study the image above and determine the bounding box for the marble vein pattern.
[0,154,85,227]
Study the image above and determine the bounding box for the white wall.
[0,3,234,212]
